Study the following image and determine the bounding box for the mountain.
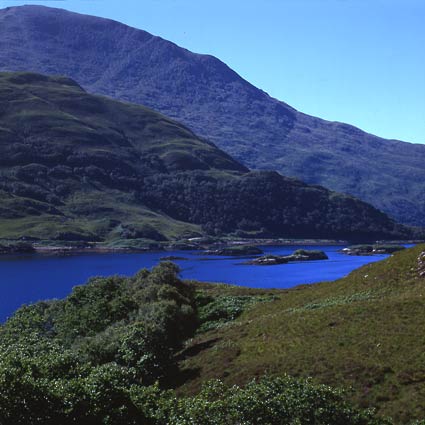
[0,5,423,227]
[0,71,412,243]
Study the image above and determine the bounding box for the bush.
[197,294,277,332]
[117,322,173,385]
[170,376,391,425]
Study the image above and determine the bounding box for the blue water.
[0,245,393,322]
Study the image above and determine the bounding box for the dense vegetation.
[142,171,412,240]
[0,262,189,423]
[1,5,424,225]
[0,71,415,243]
[0,260,411,425]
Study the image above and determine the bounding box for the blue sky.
[2,0,424,144]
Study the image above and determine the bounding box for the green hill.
[178,244,425,423]
[0,71,245,243]
[0,72,415,243]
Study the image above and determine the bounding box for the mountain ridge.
[0,71,413,243]
[1,5,424,226]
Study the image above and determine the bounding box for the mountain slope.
[0,5,423,226]
[178,244,425,423]
[0,72,411,242]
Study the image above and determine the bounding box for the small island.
[202,245,264,256]
[159,256,188,261]
[246,249,328,266]
[341,244,406,256]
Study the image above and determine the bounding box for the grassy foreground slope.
[179,244,425,423]
[0,71,414,243]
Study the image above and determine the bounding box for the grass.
[178,244,425,424]
[196,293,278,333]
[0,190,201,242]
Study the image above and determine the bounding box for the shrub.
[170,376,392,425]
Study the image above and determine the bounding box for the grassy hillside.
[0,71,413,243]
[0,71,243,242]
[1,5,424,226]
[177,244,425,423]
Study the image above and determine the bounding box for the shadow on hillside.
[177,337,221,360]
[166,337,222,390]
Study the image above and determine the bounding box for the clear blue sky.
[2,0,425,143]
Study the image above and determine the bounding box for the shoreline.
[0,237,422,257]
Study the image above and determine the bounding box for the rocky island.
[246,249,328,265]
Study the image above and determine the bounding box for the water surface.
[0,245,392,321]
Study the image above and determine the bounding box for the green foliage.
[0,262,200,423]
[0,336,152,424]
[0,262,196,386]
[78,363,140,425]
[0,345,393,425]
[197,294,277,332]
[0,336,83,424]
[117,322,173,384]
[142,171,413,240]
[52,275,137,344]
[172,376,390,425]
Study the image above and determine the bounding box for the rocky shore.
[0,242,35,255]
[341,244,406,256]
[202,246,264,256]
